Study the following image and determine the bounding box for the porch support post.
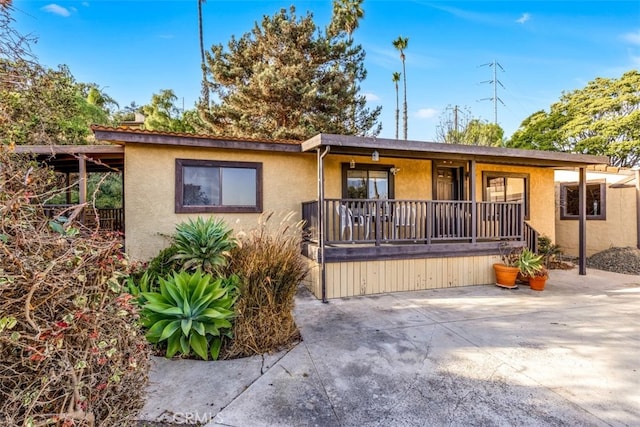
[317,146,330,303]
[469,160,477,243]
[636,169,640,250]
[78,155,87,206]
[578,167,587,275]
[65,172,72,205]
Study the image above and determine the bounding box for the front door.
[435,167,462,200]
[434,165,466,238]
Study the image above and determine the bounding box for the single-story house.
[555,166,640,257]
[78,126,607,300]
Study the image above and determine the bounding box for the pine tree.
[199,6,381,140]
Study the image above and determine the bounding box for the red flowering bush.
[0,148,149,426]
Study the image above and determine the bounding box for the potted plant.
[516,248,544,278]
[493,244,522,288]
[528,266,549,291]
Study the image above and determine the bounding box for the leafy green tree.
[113,101,143,123]
[437,108,504,146]
[142,89,200,133]
[0,61,112,145]
[392,36,408,140]
[461,119,504,146]
[199,6,381,140]
[508,110,569,151]
[508,70,640,167]
[1,4,113,145]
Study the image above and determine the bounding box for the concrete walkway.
[139,268,640,426]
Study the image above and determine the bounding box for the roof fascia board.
[13,145,124,155]
[301,133,608,167]
[93,129,301,153]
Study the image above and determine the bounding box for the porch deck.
[44,204,124,233]
[302,199,535,262]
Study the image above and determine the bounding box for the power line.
[479,60,505,125]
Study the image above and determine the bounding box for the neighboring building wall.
[304,255,501,299]
[555,170,637,256]
[124,143,316,260]
[476,164,556,241]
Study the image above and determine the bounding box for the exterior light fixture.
[350,159,356,168]
[371,150,379,162]
[390,167,400,176]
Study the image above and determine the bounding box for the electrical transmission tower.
[479,60,505,125]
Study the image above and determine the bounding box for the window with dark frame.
[560,182,606,220]
[341,163,394,199]
[175,159,262,213]
[482,172,530,219]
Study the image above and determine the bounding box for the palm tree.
[329,0,364,40]
[392,72,401,140]
[392,36,408,140]
[198,0,209,108]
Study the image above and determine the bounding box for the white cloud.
[41,4,71,17]
[516,13,530,24]
[364,92,380,102]
[415,108,438,119]
[622,30,640,45]
[82,1,90,6]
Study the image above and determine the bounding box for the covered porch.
[300,134,609,300]
[14,144,125,233]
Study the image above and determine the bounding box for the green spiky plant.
[140,270,238,360]
[516,248,544,277]
[172,217,237,273]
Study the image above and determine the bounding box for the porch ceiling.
[12,145,124,173]
[302,134,610,168]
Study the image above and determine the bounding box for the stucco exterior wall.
[555,179,637,257]
[476,164,556,241]
[322,155,432,200]
[124,143,316,260]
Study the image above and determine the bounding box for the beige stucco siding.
[124,143,315,260]
[555,184,637,256]
[476,164,556,241]
[322,155,432,200]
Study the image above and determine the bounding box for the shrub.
[0,148,149,426]
[223,212,308,358]
[172,216,237,274]
[140,270,237,360]
[147,244,181,279]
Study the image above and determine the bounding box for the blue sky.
[11,0,640,141]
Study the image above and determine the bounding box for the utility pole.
[479,60,505,125]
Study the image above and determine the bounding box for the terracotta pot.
[493,263,519,288]
[517,272,529,284]
[529,275,547,291]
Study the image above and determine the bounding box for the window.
[342,164,394,199]
[560,182,606,220]
[175,159,262,213]
[483,172,530,218]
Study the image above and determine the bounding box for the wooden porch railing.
[43,204,124,233]
[301,199,524,246]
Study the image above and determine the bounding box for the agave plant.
[516,248,544,277]
[172,217,237,273]
[140,270,238,360]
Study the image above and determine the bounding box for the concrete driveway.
[140,268,640,426]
